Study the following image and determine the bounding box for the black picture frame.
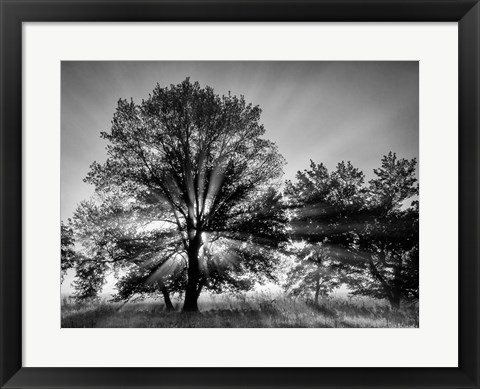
[1,1,479,388]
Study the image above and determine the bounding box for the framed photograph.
[1,1,479,388]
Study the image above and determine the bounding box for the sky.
[61,61,418,295]
[61,61,418,220]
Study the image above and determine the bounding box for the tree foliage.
[285,153,419,308]
[284,243,342,304]
[349,153,419,308]
[70,78,287,311]
[61,221,76,282]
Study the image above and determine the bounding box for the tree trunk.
[390,254,403,311]
[314,277,320,305]
[161,286,175,311]
[369,258,400,310]
[389,293,401,310]
[182,232,202,312]
[196,281,204,299]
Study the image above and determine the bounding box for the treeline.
[283,154,418,309]
[61,78,418,312]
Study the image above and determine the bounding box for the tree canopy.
[284,153,419,308]
[68,78,287,311]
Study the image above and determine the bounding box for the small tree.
[284,243,341,305]
[71,255,108,301]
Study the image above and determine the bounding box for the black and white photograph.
[61,61,419,328]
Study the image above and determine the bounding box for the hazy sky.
[61,61,418,220]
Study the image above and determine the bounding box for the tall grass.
[61,293,419,328]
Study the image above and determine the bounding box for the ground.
[61,293,419,328]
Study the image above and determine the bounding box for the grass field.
[61,293,419,328]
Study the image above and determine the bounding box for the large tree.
[82,78,286,311]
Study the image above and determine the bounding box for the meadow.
[61,293,419,328]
